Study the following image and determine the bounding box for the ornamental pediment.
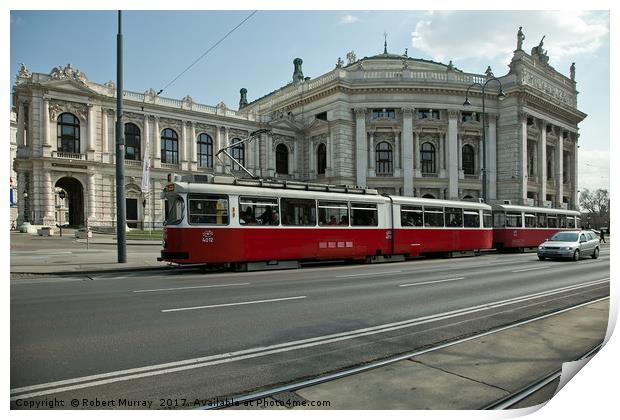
[43,78,100,96]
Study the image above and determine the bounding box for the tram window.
[464,211,480,228]
[506,212,522,228]
[567,216,576,229]
[558,214,567,228]
[318,201,349,226]
[493,212,505,228]
[401,205,423,227]
[188,194,229,225]
[351,203,378,226]
[445,208,463,227]
[524,214,537,228]
[164,195,185,226]
[537,213,548,228]
[239,196,279,226]
[483,212,492,228]
[547,215,558,228]
[281,198,316,226]
[423,206,444,227]
[576,217,581,229]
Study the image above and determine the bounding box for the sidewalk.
[233,299,609,410]
[10,230,168,275]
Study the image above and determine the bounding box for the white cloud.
[410,11,608,67]
[339,14,359,25]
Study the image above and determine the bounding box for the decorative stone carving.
[292,58,304,83]
[570,62,576,81]
[50,64,88,84]
[182,95,193,110]
[448,110,459,119]
[447,60,454,71]
[485,66,494,78]
[346,51,357,65]
[18,63,31,79]
[531,36,549,64]
[49,101,87,122]
[516,26,525,51]
[239,88,248,109]
[104,80,115,95]
[522,68,575,107]
[144,88,157,103]
[336,57,344,68]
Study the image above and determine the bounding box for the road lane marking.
[161,296,307,312]
[10,277,609,401]
[133,283,250,293]
[399,277,465,287]
[336,270,402,278]
[511,266,552,273]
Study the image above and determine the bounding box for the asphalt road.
[11,248,610,408]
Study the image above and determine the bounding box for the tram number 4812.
[202,230,215,244]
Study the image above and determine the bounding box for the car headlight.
[538,246,544,250]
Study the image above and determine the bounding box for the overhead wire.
[156,10,258,96]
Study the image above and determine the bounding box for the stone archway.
[55,177,85,227]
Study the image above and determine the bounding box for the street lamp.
[463,77,506,203]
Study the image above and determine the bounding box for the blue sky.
[8,9,611,191]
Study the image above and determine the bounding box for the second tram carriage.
[491,203,581,251]
[159,175,493,267]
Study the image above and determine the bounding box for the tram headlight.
[162,240,167,248]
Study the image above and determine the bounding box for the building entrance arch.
[55,176,85,227]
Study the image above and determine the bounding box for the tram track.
[199,295,609,410]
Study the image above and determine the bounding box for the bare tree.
[579,188,610,230]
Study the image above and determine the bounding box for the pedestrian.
[600,229,606,243]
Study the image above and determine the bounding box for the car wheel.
[572,249,580,261]
[538,256,546,261]
[592,247,599,259]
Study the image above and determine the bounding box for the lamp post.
[23,191,29,223]
[463,77,505,203]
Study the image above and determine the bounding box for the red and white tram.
[491,204,581,251]
[159,175,493,268]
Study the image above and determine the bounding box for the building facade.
[12,31,586,229]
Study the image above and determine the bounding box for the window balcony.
[161,162,180,170]
[124,159,142,167]
[52,151,85,160]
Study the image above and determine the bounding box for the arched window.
[231,138,245,170]
[161,128,178,164]
[376,142,393,175]
[422,193,436,199]
[421,142,436,174]
[462,144,475,175]
[276,143,289,174]
[57,113,80,153]
[317,143,327,175]
[197,133,213,168]
[125,123,141,161]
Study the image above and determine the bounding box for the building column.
[447,110,459,200]
[215,126,223,173]
[17,101,26,148]
[537,120,547,206]
[394,131,401,176]
[87,173,96,225]
[438,131,446,177]
[519,112,529,204]
[42,98,52,157]
[556,132,564,206]
[402,109,414,196]
[487,113,497,201]
[292,141,299,178]
[266,131,274,177]
[190,122,197,171]
[17,171,27,225]
[253,133,260,176]
[354,108,367,187]
[101,108,109,162]
[308,137,315,179]
[413,130,421,177]
[457,133,463,180]
[180,121,189,170]
[42,170,55,226]
[153,116,161,168]
[326,129,333,177]
[87,104,95,160]
[573,135,579,209]
[368,131,375,177]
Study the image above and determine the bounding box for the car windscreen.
[549,232,578,242]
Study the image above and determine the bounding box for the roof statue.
[383,32,388,54]
[485,66,494,78]
[292,58,304,83]
[516,26,525,51]
[346,51,357,65]
[335,57,344,68]
[531,36,550,64]
[239,88,248,109]
[570,62,576,81]
[17,63,31,79]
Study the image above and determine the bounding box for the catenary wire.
[156,10,258,96]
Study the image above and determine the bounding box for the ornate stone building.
[12,31,586,229]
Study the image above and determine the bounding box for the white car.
[537,230,600,261]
